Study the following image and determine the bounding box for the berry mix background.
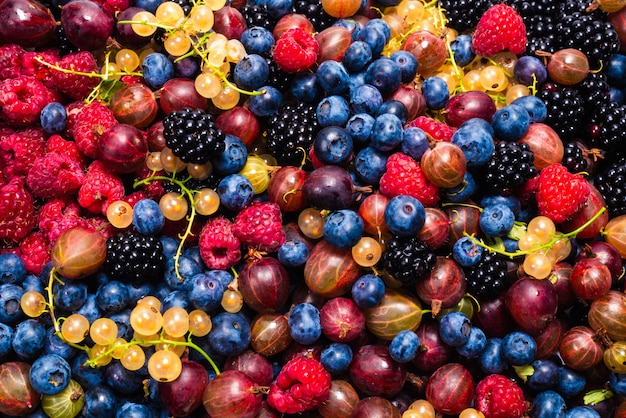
[3,0,626,416]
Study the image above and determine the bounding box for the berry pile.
[2,0,626,416]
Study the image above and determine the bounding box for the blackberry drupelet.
[537,84,585,141]
[587,101,626,154]
[104,232,166,284]
[561,141,588,173]
[382,236,437,286]
[240,3,277,30]
[595,156,626,217]
[479,141,537,196]
[576,72,611,117]
[265,58,295,90]
[291,0,335,32]
[439,0,494,33]
[162,107,226,164]
[557,0,606,20]
[265,101,319,166]
[464,251,509,301]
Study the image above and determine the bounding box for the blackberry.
[55,26,79,57]
[291,0,335,32]
[576,72,611,117]
[240,3,276,29]
[171,0,193,15]
[265,58,294,90]
[523,15,558,55]
[537,84,585,140]
[587,101,626,154]
[595,156,626,217]
[265,101,319,166]
[104,232,166,284]
[382,236,436,286]
[439,0,494,33]
[464,251,509,301]
[479,141,537,195]
[561,141,588,173]
[162,107,226,164]
[557,0,606,19]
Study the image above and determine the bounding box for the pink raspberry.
[77,160,125,215]
[38,197,84,243]
[21,49,60,90]
[232,201,286,253]
[267,356,331,414]
[0,177,35,244]
[67,101,118,159]
[273,28,319,73]
[199,217,241,270]
[19,231,50,275]
[51,51,100,101]
[0,76,55,127]
[0,44,24,80]
[475,374,527,418]
[0,128,46,180]
[26,152,85,199]
[46,134,87,169]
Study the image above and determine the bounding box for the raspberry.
[51,51,100,101]
[67,101,118,159]
[0,44,24,80]
[472,4,528,57]
[267,356,331,414]
[0,75,55,127]
[475,374,527,418]
[198,217,241,270]
[19,231,50,275]
[46,134,87,169]
[273,28,319,73]
[26,152,86,199]
[0,128,46,180]
[0,177,35,244]
[232,201,286,253]
[38,197,85,243]
[379,152,440,206]
[535,163,590,223]
[406,116,456,141]
[21,49,60,90]
[77,160,125,215]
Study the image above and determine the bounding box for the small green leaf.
[513,364,534,383]
[98,79,126,103]
[583,388,614,405]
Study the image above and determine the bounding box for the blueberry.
[40,102,67,134]
[365,57,401,95]
[479,337,507,374]
[172,55,200,78]
[527,359,559,391]
[29,353,71,395]
[133,0,160,12]
[531,390,567,418]
[160,236,179,260]
[377,100,408,123]
[164,255,201,291]
[480,195,522,217]
[439,311,471,347]
[389,330,420,363]
[76,294,100,323]
[345,113,375,145]
[290,72,322,103]
[348,71,367,92]
[351,273,385,309]
[384,194,426,237]
[316,60,351,95]
[452,236,483,267]
[450,123,495,168]
[610,372,626,396]
[209,312,251,356]
[501,331,537,366]
[401,126,429,160]
[323,209,364,249]
[449,34,475,67]
[479,203,515,238]
[342,40,372,73]
[126,281,154,306]
[277,239,310,267]
[556,366,586,398]
[511,95,548,123]
[321,343,353,375]
[105,360,144,394]
[44,327,76,360]
[317,95,351,127]
[116,402,152,418]
[288,302,322,345]
[354,146,388,185]
[610,86,624,104]
[0,322,13,359]
[514,55,548,86]
[95,280,130,313]
[564,406,600,418]
[354,25,387,57]
[390,50,418,83]
[606,53,626,88]
[241,26,275,56]
[248,85,283,117]
[443,171,476,203]
[422,76,450,110]
[349,84,383,115]
[314,126,353,165]
[108,309,133,341]
[162,289,189,311]
[21,274,45,294]
[142,52,174,89]
[211,134,248,175]
[203,269,234,290]
[370,113,403,152]
[132,199,165,236]
[0,283,24,324]
[71,351,105,389]
[53,280,87,312]
[217,174,254,211]
[83,386,117,417]
[491,104,531,142]
[0,253,26,284]
[456,326,486,358]
[233,54,269,90]
[188,272,224,312]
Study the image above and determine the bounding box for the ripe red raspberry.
[406,116,456,142]
[46,134,87,169]
[199,217,241,270]
[0,44,24,80]
[78,160,125,215]
[67,101,118,159]
[472,3,528,57]
[0,177,35,244]
[232,201,286,253]
[379,152,440,206]
[0,128,46,180]
[475,374,527,418]
[19,231,50,275]
[267,356,331,414]
[21,49,60,90]
[0,76,55,127]
[273,28,319,73]
[51,51,100,101]
[26,152,86,199]
[38,197,84,243]
[535,163,590,223]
